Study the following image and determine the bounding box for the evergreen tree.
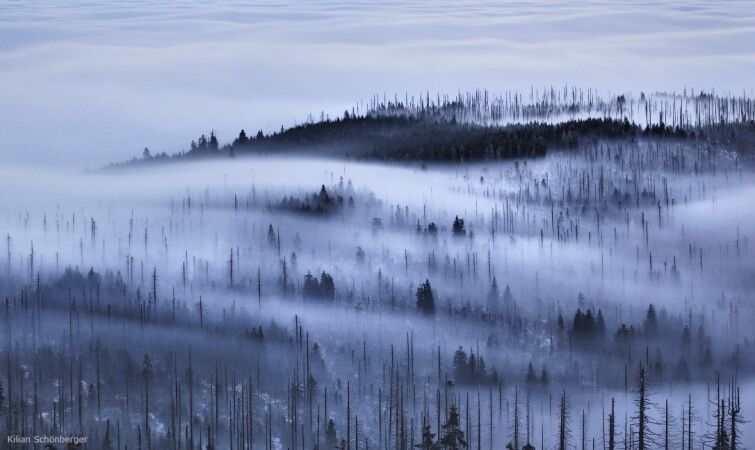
[477,355,486,380]
[267,224,276,247]
[644,304,657,336]
[416,279,435,314]
[415,423,440,450]
[439,405,467,449]
[502,285,514,316]
[303,271,320,298]
[452,346,468,383]
[234,129,249,147]
[280,258,288,294]
[584,309,594,332]
[540,367,549,385]
[596,309,606,335]
[525,362,537,385]
[320,271,335,300]
[209,131,219,151]
[452,216,466,236]
[318,185,330,203]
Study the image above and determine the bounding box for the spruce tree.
[525,362,537,385]
[439,405,467,449]
[452,217,466,236]
[416,279,435,314]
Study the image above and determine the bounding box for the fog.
[2,1,754,448]
[0,137,753,448]
[2,0,755,165]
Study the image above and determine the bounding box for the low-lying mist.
[0,139,753,448]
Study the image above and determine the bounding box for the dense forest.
[107,89,755,169]
[114,116,677,166]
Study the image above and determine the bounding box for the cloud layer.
[1,0,754,165]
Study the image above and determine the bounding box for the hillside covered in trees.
[7,0,755,446]
[4,122,755,448]
[106,88,755,170]
[113,116,668,167]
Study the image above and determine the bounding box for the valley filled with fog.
[2,0,755,448]
[1,133,753,448]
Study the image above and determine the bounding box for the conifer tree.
[415,422,439,450]
[416,279,435,314]
[452,217,466,236]
[525,362,537,385]
[439,405,467,449]
[267,224,276,247]
[644,305,657,336]
[234,129,249,147]
[320,271,335,300]
[540,367,549,386]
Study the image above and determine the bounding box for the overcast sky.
[1,0,754,166]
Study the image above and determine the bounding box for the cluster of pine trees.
[452,347,499,385]
[189,132,219,153]
[274,185,354,215]
[303,270,336,300]
[570,308,607,344]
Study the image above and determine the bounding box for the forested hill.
[108,115,695,169]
